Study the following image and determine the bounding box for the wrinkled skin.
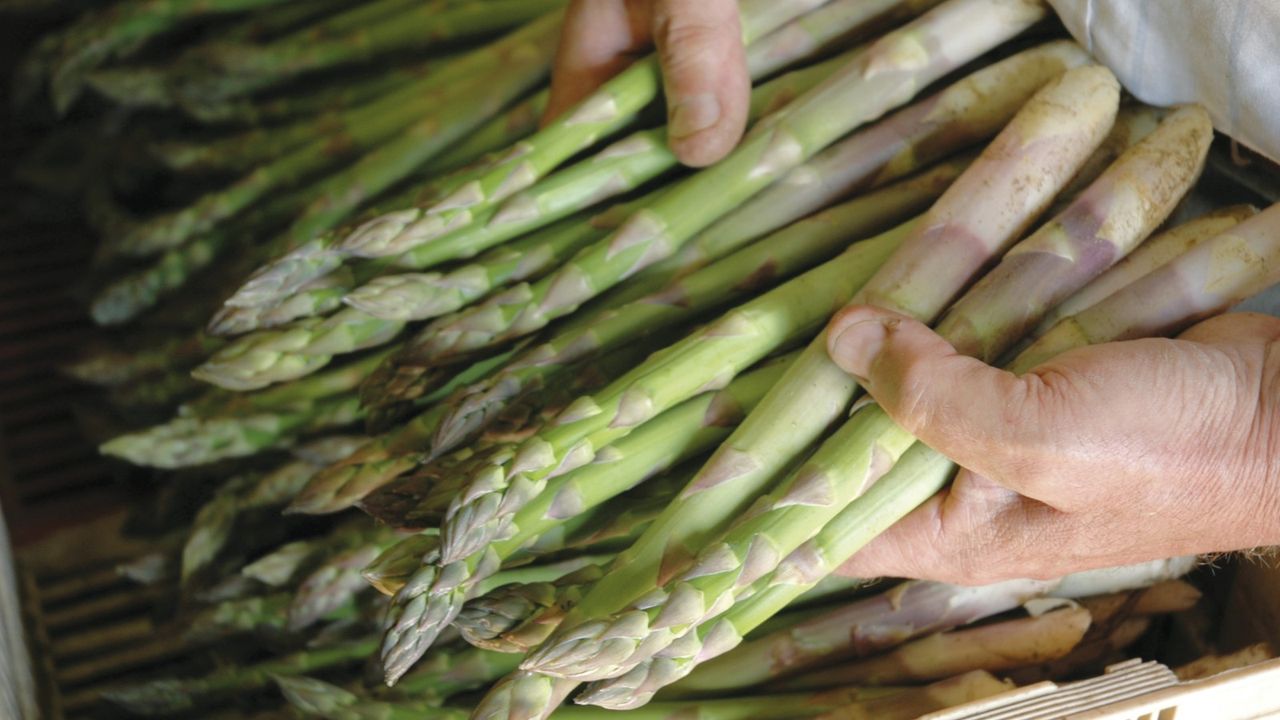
[545,0,750,167]
[826,307,1280,583]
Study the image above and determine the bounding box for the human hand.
[825,306,1280,584]
[544,0,750,167]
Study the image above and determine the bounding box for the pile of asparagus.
[13,0,1280,717]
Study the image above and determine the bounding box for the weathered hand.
[545,0,750,167]
[826,306,1280,584]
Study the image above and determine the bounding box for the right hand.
[824,306,1280,585]
[544,0,751,167]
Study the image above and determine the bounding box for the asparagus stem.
[394,0,1045,368]
[934,104,1214,360]
[1013,200,1280,372]
[357,0,836,265]
[47,0,297,114]
[379,358,794,679]
[102,13,563,259]
[102,637,379,716]
[614,40,1091,306]
[673,559,1194,694]
[177,0,565,102]
[288,343,645,516]
[1030,204,1258,338]
[527,63,1120,698]
[776,605,1092,688]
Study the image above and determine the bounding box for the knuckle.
[886,354,938,431]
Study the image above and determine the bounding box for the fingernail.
[830,319,890,378]
[668,93,721,140]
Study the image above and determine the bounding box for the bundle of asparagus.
[15,0,1280,717]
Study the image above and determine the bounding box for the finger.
[651,0,750,166]
[825,305,1053,482]
[544,0,649,124]
[1178,311,1280,345]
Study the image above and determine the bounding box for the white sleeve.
[1046,0,1280,164]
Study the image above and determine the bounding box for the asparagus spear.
[173,449,357,571]
[149,66,432,172]
[612,39,1091,305]
[745,0,943,79]
[90,185,312,326]
[420,164,958,456]
[457,565,607,653]
[289,541,395,632]
[340,0,845,261]
[194,142,679,391]
[218,0,846,315]
[559,84,1210,693]
[175,0,565,102]
[1014,200,1280,372]
[376,220,911,681]
[233,39,850,330]
[288,342,646,516]
[435,217,916,570]
[100,393,362,468]
[383,0,1046,369]
[579,169,1243,703]
[519,63,1121,690]
[279,676,895,720]
[811,671,1014,720]
[673,561,1195,694]
[103,13,563,259]
[932,104,1214,360]
[1030,204,1258,337]
[101,637,379,716]
[241,539,322,588]
[505,186,1272,705]
[45,0,297,114]
[379,358,793,678]
[778,605,1092,688]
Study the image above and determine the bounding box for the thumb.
[651,0,750,167]
[825,305,1049,483]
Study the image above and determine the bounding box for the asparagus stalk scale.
[379,0,1046,370]
[518,64,1120,699]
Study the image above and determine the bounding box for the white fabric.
[1047,0,1280,164]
